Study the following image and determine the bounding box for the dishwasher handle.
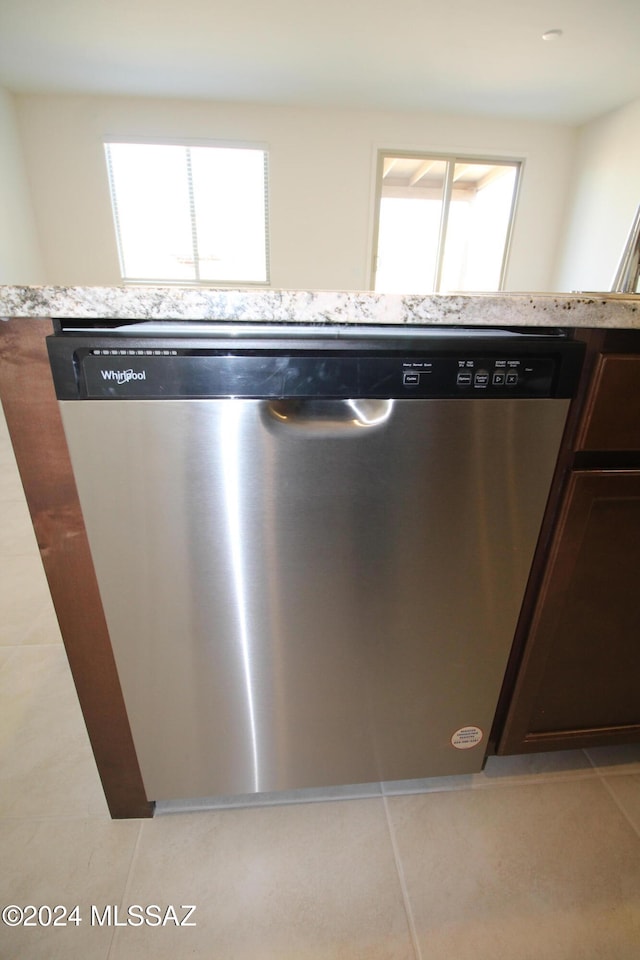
[263,398,395,435]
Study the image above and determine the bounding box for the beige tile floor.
[1,404,639,959]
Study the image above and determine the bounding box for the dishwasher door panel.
[59,397,569,799]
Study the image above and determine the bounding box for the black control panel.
[403,355,557,396]
[46,329,585,401]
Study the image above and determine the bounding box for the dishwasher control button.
[492,372,506,386]
[403,373,420,386]
[456,371,472,387]
[474,370,489,387]
[505,372,519,386]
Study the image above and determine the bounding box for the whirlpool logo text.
[100,369,147,384]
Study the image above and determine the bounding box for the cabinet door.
[498,470,640,754]
[578,355,640,451]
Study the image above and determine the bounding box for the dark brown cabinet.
[579,354,640,451]
[497,334,640,755]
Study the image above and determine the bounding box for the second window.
[372,153,521,294]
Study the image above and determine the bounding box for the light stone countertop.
[0,285,639,328]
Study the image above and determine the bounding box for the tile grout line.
[381,792,424,960]
[105,818,145,959]
[0,642,64,650]
[595,772,640,841]
[582,747,599,773]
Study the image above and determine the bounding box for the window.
[372,153,521,294]
[104,141,269,284]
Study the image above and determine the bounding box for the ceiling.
[1,0,639,124]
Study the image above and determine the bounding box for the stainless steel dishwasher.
[47,321,584,801]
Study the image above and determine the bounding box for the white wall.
[555,97,640,292]
[0,88,44,284]
[15,93,577,291]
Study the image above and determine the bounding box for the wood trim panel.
[0,318,153,819]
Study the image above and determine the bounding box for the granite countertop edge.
[1,285,639,328]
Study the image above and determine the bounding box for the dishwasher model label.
[451,726,484,750]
